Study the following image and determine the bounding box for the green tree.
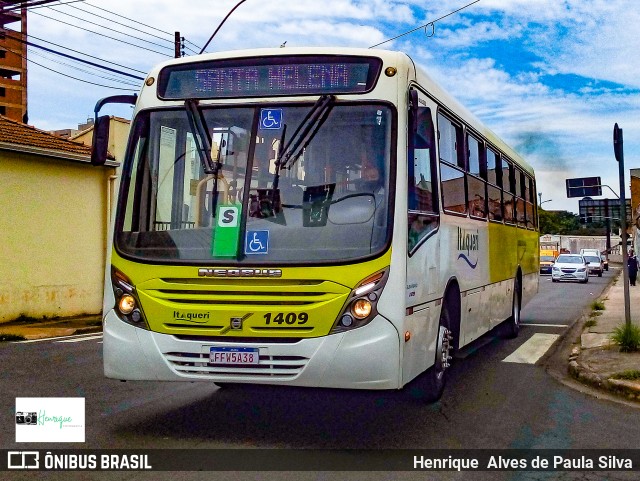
[538,208,581,234]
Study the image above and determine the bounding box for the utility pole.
[614,123,631,328]
[175,31,182,58]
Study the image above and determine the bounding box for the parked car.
[551,254,589,283]
[583,255,604,277]
[601,255,609,271]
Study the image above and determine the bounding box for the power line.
[26,32,147,74]
[0,0,67,12]
[1,42,139,91]
[27,56,139,90]
[369,0,481,49]
[23,0,87,11]
[30,10,170,56]
[28,48,140,86]
[62,4,173,46]
[43,5,175,52]
[81,1,201,52]
[62,3,199,55]
[3,31,145,80]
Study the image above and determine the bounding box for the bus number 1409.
[263,312,309,325]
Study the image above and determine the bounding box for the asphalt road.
[2,269,639,481]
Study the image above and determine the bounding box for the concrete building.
[0,1,27,123]
[70,116,131,164]
[0,115,119,323]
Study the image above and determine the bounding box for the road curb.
[568,358,640,401]
[567,272,640,403]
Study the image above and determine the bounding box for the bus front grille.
[144,278,345,308]
[164,351,308,378]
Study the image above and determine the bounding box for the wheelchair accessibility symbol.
[245,230,269,254]
[259,109,282,130]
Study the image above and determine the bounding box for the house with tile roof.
[0,115,119,322]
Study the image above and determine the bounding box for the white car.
[551,254,589,283]
[583,254,604,277]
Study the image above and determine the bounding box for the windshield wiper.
[185,99,223,220]
[185,99,217,175]
[272,94,334,194]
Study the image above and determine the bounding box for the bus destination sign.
[158,56,382,99]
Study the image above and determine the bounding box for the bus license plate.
[209,347,259,365]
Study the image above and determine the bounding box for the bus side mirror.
[91,115,110,166]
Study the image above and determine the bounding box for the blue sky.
[25,0,640,213]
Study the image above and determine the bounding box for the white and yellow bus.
[92,47,539,402]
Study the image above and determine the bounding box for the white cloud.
[18,0,640,212]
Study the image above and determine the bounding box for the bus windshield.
[116,102,394,264]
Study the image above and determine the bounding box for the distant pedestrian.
[628,249,638,286]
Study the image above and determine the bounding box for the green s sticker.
[212,204,241,258]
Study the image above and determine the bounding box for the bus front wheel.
[408,303,454,403]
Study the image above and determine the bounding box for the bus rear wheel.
[502,278,521,339]
[408,304,454,403]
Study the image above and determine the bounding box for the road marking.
[13,332,103,344]
[502,333,560,364]
[521,323,568,328]
[56,334,103,343]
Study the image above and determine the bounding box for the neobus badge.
[198,268,282,277]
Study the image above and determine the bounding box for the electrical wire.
[0,0,65,12]
[369,0,481,48]
[81,1,201,52]
[43,5,175,51]
[22,0,87,11]
[30,10,170,56]
[2,41,139,87]
[27,56,139,90]
[61,4,173,46]
[28,48,141,86]
[3,31,145,80]
[64,3,198,54]
[26,32,147,74]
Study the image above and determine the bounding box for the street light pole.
[538,192,552,207]
[614,123,631,328]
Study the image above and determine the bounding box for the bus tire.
[408,303,454,403]
[502,277,521,339]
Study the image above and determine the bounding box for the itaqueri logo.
[457,227,479,269]
[16,398,85,442]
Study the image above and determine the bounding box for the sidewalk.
[568,266,640,401]
[0,315,102,341]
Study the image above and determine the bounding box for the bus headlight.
[331,268,388,334]
[118,294,136,315]
[351,298,372,319]
[111,266,149,330]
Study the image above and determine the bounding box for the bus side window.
[408,102,439,253]
[438,113,467,215]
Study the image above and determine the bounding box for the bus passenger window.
[408,103,438,252]
[438,113,466,215]
[441,163,467,214]
[466,134,486,218]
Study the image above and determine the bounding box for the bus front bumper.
[103,310,401,390]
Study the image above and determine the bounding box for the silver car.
[551,254,589,283]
